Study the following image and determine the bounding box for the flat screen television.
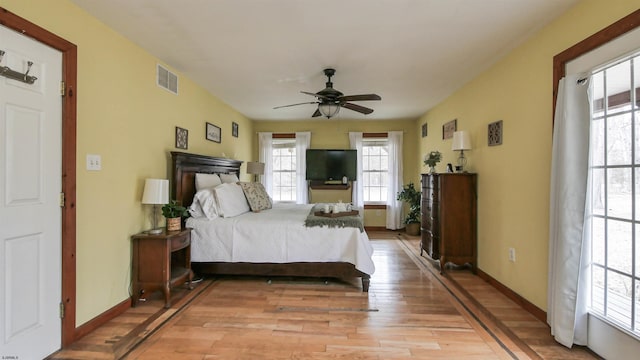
[306,149,357,181]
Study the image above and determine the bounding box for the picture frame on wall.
[232,122,239,137]
[175,126,188,149]
[421,123,427,137]
[488,120,503,146]
[442,119,457,139]
[206,122,221,143]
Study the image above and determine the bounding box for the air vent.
[157,64,178,94]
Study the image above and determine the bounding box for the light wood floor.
[48,231,600,359]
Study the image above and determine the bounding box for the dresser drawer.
[170,232,190,251]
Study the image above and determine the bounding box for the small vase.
[429,165,436,174]
[166,217,181,231]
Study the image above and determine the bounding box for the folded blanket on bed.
[304,204,364,232]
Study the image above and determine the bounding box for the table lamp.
[141,178,169,234]
[246,162,265,182]
[451,131,472,172]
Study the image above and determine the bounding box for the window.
[588,53,640,337]
[271,139,296,202]
[362,138,389,203]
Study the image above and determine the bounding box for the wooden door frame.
[0,7,78,347]
[552,9,640,119]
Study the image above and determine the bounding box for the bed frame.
[171,151,370,292]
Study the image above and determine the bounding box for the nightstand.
[131,228,193,308]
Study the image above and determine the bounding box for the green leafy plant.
[423,151,442,168]
[161,200,188,218]
[397,182,421,224]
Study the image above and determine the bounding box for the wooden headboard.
[170,151,243,207]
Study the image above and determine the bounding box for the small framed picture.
[442,119,457,139]
[206,122,221,143]
[232,122,239,137]
[175,126,188,149]
[421,123,427,138]
[488,120,503,146]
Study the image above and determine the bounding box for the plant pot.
[166,217,181,231]
[405,223,420,236]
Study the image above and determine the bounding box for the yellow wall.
[1,0,253,325]
[253,119,419,227]
[416,0,640,309]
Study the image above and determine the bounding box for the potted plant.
[397,182,421,236]
[424,151,442,173]
[161,200,188,231]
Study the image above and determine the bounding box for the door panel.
[5,104,43,205]
[5,233,41,341]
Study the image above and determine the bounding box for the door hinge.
[60,192,65,207]
[60,81,65,96]
[59,302,65,319]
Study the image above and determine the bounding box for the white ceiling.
[70,0,579,121]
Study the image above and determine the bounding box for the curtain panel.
[386,131,403,229]
[349,132,364,208]
[547,73,591,347]
[295,132,311,204]
[258,132,273,196]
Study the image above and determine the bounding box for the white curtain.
[349,132,364,208]
[258,132,273,196]
[547,73,591,347]
[295,132,311,204]
[386,131,403,229]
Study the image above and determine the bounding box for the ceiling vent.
[157,64,178,94]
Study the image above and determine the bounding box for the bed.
[171,151,374,291]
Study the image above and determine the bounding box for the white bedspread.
[185,203,375,275]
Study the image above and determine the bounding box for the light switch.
[86,154,101,171]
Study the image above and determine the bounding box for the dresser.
[421,173,477,273]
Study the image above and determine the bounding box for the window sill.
[364,204,386,210]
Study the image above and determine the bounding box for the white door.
[0,25,63,359]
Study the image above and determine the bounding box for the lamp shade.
[318,102,341,118]
[246,161,265,175]
[141,178,169,205]
[451,131,472,151]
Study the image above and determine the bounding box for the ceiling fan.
[274,68,381,119]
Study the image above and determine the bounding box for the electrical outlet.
[508,248,516,262]
[86,154,101,171]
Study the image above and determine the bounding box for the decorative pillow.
[195,173,222,191]
[212,183,250,217]
[189,188,219,220]
[219,173,240,184]
[238,182,272,212]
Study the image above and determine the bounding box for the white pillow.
[219,173,240,184]
[213,183,250,217]
[189,188,219,220]
[188,201,205,219]
[195,173,222,191]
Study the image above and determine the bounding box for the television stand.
[309,180,350,190]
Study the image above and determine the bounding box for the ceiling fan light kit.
[318,102,341,118]
[274,68,381,119]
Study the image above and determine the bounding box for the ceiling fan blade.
[342,102,374,115]
[273,101,318,109]
[312,109,322,117]
[338,94,381,102]
[301,91,332,101]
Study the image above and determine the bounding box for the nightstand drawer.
[170,231,190,251]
